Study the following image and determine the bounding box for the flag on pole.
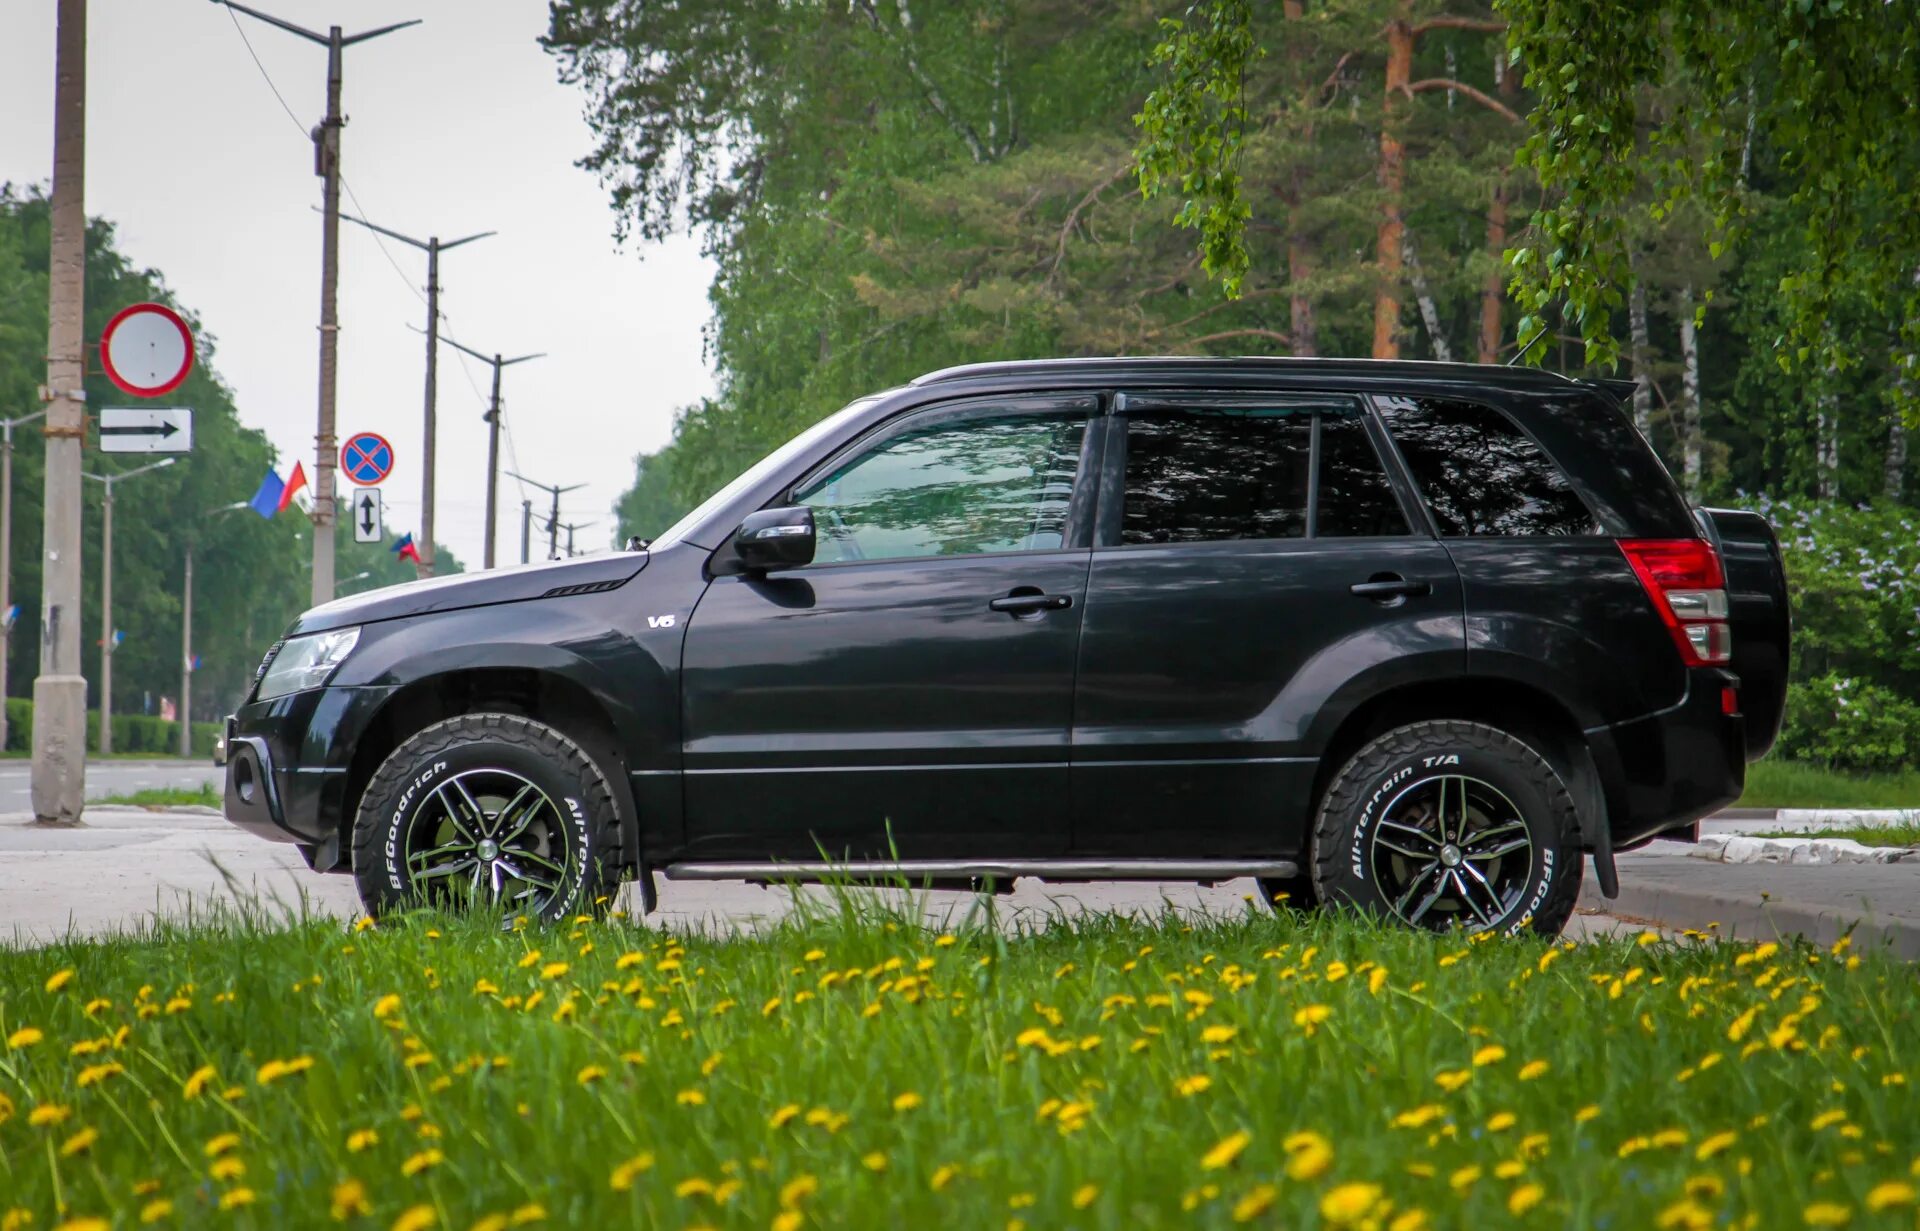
[248,469,285,519]
[279,461,311,515]
[391,532,421,565]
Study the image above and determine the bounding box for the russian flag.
[279,461,310,514]
[391,531,421,564]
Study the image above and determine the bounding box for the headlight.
[256,627,361,701]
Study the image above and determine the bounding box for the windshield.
[646,396,883,550]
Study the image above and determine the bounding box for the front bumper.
[1587,668,1746,849]
[223,684,397,852]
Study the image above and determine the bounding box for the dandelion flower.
[372,994,401,1019]
[138,1199,173,1224]
[1802,1203,1851,1227]
[29,1104,70,1127]
[779,1175,819,1208]
[1283,1131,1333,1181]
[205,1133,241,1158]
[1866,1183,1916,1212]
[1392,1105,1445,1129]
[217,1188,255,1211]
[1175,1074,1212,1097]
[1202,1131,1251,1171]
[1449,1165,1482,1192]
[401,1148,444,1178]
[768,1104,801,1130]
[930,1164,960,1191]
[577,1066,607,1086]
[1231,1184,1277,1223]
[1293,1004,1332,1034]
[1695,1130,1736,1160]
[1473,1044,1507,1067]
[1321,1183,1383,1224]
[1518,1059,1549,1081]
[182,1065,217,1100]
[892,1092,923,1112]
[209,1157,246,1182]
[1201,1025,1239,1044]
[1509,1184,1545,1215]
[61,1127,99,1157]
[6,1027,43,1050]
[540,962,569,980]
[391,1205,435,1231]
[1434,1069,1471,1092]
[609,1152,655,1191]
[862,1152,888,1172]
[1486,1111,1517,1132]
[45,969,75,993]
[1072,1185,1099,1209]
[1389,1211,1428,1231]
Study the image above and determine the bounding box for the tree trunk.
[1403,231,1451,361]
[1478,48,1519,364]
[1372,10,1413,360]
[1677,285,1702,498]
[1283,0,1317,357]
[1887,413,1907,503]
[1629,278,1653,440]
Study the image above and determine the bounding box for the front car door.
[678,394,1100,861]
[1069,390,1466,858]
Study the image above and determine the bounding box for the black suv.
[224,358,1789,936]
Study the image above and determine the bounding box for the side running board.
[660,859,1299,883]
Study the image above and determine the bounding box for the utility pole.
[559,520,597,558]
[508,473,584,562]
[343,214,491,577]
[84,459,175,755]
[439,335,541,570]
[520,499,532,565]
[179,548,192,757]
[35,0,89,823]
[0,409,47,754]
[212,1,420,606]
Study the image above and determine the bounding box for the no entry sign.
[100,302,194,398]
[341,432,395,486]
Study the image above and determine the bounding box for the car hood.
[290,552,649,635]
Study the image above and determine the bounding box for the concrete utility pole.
[508,472,584,562]
[212,1,420,606]
[343,214,491,577]
[84,459,175,755]
[179,548,192,757]
[0,409,47,754]
[439,335,542,570]
[35,0,89,823]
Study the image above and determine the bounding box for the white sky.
[0,0,716,566]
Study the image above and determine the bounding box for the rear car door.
[1069,391,1465,857]
[678,394,1099,861]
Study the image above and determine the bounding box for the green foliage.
[1,696,219,756]
[1777,673,1920,775]
[1737,759,1920,811]
[1134,0,1260,297]
[1756,497,1920,693]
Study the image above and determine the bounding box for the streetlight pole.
[210,0,420,606]
[507,472,584,562]
[520,499,532,565]
[83,459,175,755]
[181,500,250,758]
[439,335,542,570]
[341,214,491,577]
[0,409,47,753]
[559,520,597,558]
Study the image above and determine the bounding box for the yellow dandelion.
[255,1055,315,1085]
[29,1103,70,1127]
[1293,1004,1332,1033]
[1435,1069,1472,1092]
[138,1199,173,1224]
[675,1088,706,1106]
[1201,1025,1239,1044]
[892,1091,923,1112]
[609,1152,655,1191]
[204,1132,241,1158]
[181,1065,216,1100]
[52,1220,108,1231]
[401,1148,444,1178]
[60,1127,99,1157]
[1202,1130,1251,1171]
[1517,1059,1549,1081]
[768,1104,802,1129]
[6,1027,43,1050]
[391,1205,436,1231]
[1486,1111,1517,1132]
[1811,1109,1848,1131]
[1283,1131,1333,1181]
[577,1065,607,1086]
[931,1164,961,1191]
[372,994,401,1019]
[1393,1104,1445,1129]
[778,1175,818,1209]
[1866,1182,1916,1213]
[1389,1211,1428,1231]
[1175,1074,1213,1097]
[209,1157,246,1182]
[1801,1203,1851,1227]
[1695,1130,1737,1160]
[76,1062,123,1088]
[1509,1183,1545,1215]
[1575,1104,1601,1124]
[771,1216,801,1231]
[1369,966,1389,995]
[1473,1044,1507,1067]
[1450,1165,1482,1192]
[1232,1183,1278,1223]
[1321,1182,1383,1224]
[1072,1184,1099,1209]
[540,962,569,980]
[45,969,75,993]
[218,1188,255,1211]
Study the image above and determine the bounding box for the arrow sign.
[99,407,193,454]
[352,486,383,544]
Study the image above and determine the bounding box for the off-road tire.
[1310,720,1581,937]
[352,713,621,923]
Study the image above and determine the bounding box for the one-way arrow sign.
[99,407,193,454]
[352,486,383,544]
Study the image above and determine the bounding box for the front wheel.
[351,713,621,923]
[1310,720,1581,937]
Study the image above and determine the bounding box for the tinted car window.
[1377,396,1597,536]
[795,412,1086,562]
[1318,415,1411,537]
[1122,410,1311,544]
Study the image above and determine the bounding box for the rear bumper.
[222,685,396,853]
[1587,669,1745,848]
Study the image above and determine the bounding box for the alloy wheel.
[1367,774,1534,930]
[402,768,572,913]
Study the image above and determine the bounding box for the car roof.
[910,355,1581,392]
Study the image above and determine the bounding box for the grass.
[1,895,1916,1229]
[92,783,219,809]
[1763,824,1920,849]
[1737,759,1920,810]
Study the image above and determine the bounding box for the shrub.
[1776,672,1920,773]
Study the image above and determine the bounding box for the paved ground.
[4,805,1654,947]
[0,758,221,811]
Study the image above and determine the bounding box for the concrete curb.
[1693,834,1919,865]
[1586,862,1920,960]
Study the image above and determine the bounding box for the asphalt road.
[0,758,222,812]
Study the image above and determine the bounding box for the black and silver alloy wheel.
[1310,720,1583,938]
[353,713,621,923]
[402,768,573,914]
[1367,774,1534,929]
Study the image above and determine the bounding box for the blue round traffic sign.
[340,432,395,486]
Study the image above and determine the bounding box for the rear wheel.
[352,713,620,923]
[1310,720,1581,937]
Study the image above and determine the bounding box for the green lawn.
[92,783,220,810]
[1738,759,1920,810]
[1,898,1915,1229]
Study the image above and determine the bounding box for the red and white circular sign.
[100,302,194,398]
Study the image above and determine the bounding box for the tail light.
[1618,538,1732,667]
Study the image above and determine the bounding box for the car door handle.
[1350,576,1431,600]
[989,592,1072,615]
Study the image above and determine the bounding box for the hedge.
[2,697,221,756]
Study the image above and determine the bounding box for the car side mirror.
[732,506,815,572]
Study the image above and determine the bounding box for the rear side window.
[1376,396,1597,536]
[1119,407,1409,544]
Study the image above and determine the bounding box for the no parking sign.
[340,432,394,486]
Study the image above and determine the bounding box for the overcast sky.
[1,0,716,567]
